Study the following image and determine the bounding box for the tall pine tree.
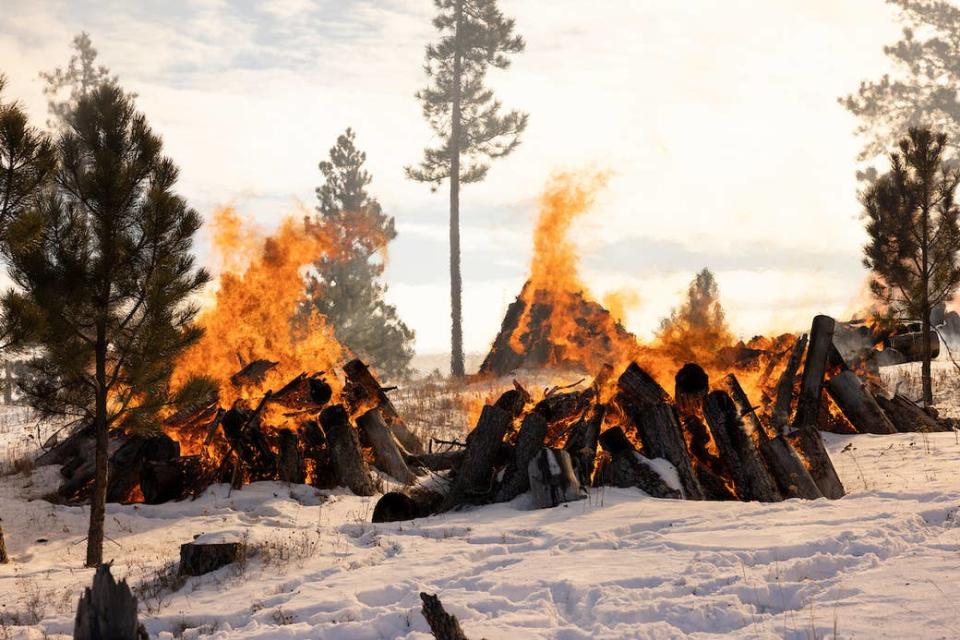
[862,127,960,406]
[1,84,210,566]
[40,32,126,130]
[657,268,735,364]
[407,0,528,377]
[304,128,414,380]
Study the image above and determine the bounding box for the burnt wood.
[703,391,782,502]
[343,359,424,455]
[372,489,445,523]
[793,315,835,431]
[74,564,146,640]
[675,363,709,417]
[617,362,671,410]
[320,405,379,496]
[420,592,469,640]
[496,411,548,502]
[357,408,417,484]
[772,334,808,433]
[632,402,705,500]
[562,404,604,486]
[875,393,950,432]
[825,370,897,435]
[140,456,203,504]
[528,448,583,508]
[758,435,823,500]
[276,428,306,484]
[442,404,511,510]
[597,428,682,499]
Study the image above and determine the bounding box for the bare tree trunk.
[921,304,933,407]
[0,524,8,563]
[448,0,465,378]
[86,322,108,568]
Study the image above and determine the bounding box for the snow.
[1,388,960,637]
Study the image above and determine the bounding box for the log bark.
[631,403,704,500]
[357,409,417,485]
[74,564,146,640]
[675,363,709,418]
[759,435,823,500]
[597,428,682,499]
[825,370,897,435]
[532,390,587,425]
[875,393,949,432]
[496,411,548,502]
[791,425,844,499]
[721,374,769,442]
[617,362,671,410]
[343,359,424,454]
[442,404,511,510]
[179,541,240,576]
[528,448,583,508]
[703,391,782,502]
[140,456,203,504]
[694,463,737,501]
[772,333,808,433]
[277,428,306,484]
[106,432,180,503]
[792,315,835,431]
[420,592,469,640]
[562,404,604,486]
[222,396,277,481]
[320,405,379,496]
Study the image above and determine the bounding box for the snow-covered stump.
[179,534,241,577]
[527,448,583,508]
[74,564,146,640]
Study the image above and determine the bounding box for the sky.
[0,0,907,359]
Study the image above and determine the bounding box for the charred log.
[343,359,424,455]
[230,359,278,388]
[563,404,604,486]
[617,362,671,410]
[140,456,203,504]
[407,450,465,473]
[420,592,470,640]
[74,564,146,640]
[528,448,583,508]
[772,334,808,433]
[372,489,445,523]
[357,408,417,484]
[320,405,379,496]
[276,428,306,484]
[793,315,835,431]
[597,427,682,499]
[758,435,823,500]
[675,363,709,418]
[875,393,951,432]
[496,411,548,502]
[703,391,782,502]
[179,540,240,577]
[825,370,897,435]
[442,404,511,510]
[632,402,704,500]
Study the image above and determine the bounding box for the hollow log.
[420,592,469,640]
[675,363,709,418]
[179,540,240,577]
[617,362,671,410]
[772,333,808,433]
[343,359,424,454]
[631,403,704,500]
[0,524,8,563]
[597,428,682,499]
[758,435,823,500]
[277,428,306,484]
[372,489,445,523]
[875,393,948,432]
[496,411,548,502]
[792,315,835,431]
[442,404,511,510]
[74,564,145,640]
[825,370,897,435]
[703,391,782,502]
[357,408,417,485]
[528,448,583,508]
[320,405,379,496]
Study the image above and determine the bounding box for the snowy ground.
[1,370,959,638]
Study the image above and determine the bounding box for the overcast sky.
[0,0,904,357]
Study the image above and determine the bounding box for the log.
[681,414,724,476]
[357,408,417,485]
[562,404,604,486]
[793,419,844,499]
[631,403,704,500]
[179,540,240,576]
[36,422,93,467]
[420,592,469,640]
[140,456,203,504]
[372,489,445,523]
[74,564,146,640]
[528,448,583,508]
[759,435,823,500]
[221,396,277,481]
[617,362,671,410]
[532,390,587,425]
[792,315,835,431]
[721,373,769,442]
[343,359,424,454]
[496,412,548,502]
[0,524,8,563]
[230,358,279,387]
[106,432,180,503]
[277,428,306,484]
[597,428,683,499]
[825,370,897,435]
[442,404,511,510]
[702,391,782,502]
[772,333,808,433]
[694,463,737,501]
[493,388,526,417]
[320,405,379,496]
[675,363,709,417]
[875,393,949,432]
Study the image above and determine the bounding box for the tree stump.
[74,564,146,640]
[179,539,240,577]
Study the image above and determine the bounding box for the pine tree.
[303,128,414,379]
[840,1,960,166]
[862,127,960,406]
[407,0,528,377]
[39,32,126,130]
[1,84,211,566]
[657,268,735,363]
